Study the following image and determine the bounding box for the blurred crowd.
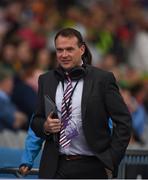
[0,0,147,149]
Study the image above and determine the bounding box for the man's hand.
[19,165,30,176]
[105,168,113,179]
[44,112,61,134]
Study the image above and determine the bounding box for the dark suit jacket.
[31,65,131,178]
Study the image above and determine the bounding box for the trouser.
[54,155,108,179]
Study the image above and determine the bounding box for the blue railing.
[1,149,148,179]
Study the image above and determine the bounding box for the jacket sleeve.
[31,75,51,139]
[21,114,44,168]
[20,126,43,168]
[105,72,132,166]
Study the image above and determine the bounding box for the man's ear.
[80,44,85,56]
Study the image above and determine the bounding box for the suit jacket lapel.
[81,66,93,121]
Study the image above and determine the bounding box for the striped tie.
[59,73,73,148]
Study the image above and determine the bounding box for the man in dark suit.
[31,28,131,179]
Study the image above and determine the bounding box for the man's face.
[55,35,85,70]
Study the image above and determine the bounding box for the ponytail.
[82,42,92,65]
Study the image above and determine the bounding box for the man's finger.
[47,118,61,124]
[50,127,61,133]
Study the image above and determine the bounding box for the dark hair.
[55,28,92,65]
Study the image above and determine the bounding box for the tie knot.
[65,72,71,82]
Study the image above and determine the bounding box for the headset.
[54,64,87,81]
